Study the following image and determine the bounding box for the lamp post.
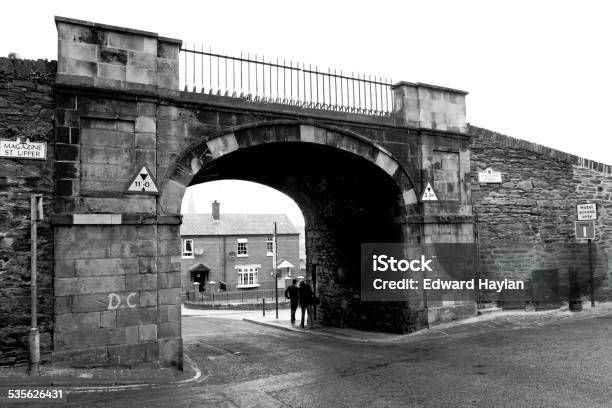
[273,222,278,319]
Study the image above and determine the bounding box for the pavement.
[36,303,612,407]
[183,301,612,344]
[1,302,611,391]
[0,357,198,387]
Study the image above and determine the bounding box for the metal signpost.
[29,194,43,375]
[575,203,597,307]
[273,222,278,319]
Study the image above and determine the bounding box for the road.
[28,312,612,407]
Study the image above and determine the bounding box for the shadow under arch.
[161,121,424,333]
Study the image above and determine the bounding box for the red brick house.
[180,201,300,294]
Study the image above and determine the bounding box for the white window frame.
[182,238,194,258]
[235,264,260,288]
[237,238,248,257]
[266,237,274,256]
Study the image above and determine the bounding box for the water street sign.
[125,165,159,195]
[577,203,597,220]
[478,167,502,183]
[1,139,47,160]
[575,221,595,240]
[421,182,438,201]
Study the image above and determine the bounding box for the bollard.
[263,298,266,316]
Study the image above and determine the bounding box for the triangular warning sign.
[125,165,159,195]
[421,182,438,201]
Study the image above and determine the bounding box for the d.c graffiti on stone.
[107,292,137,310]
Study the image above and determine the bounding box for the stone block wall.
[56,16,180,92]
[392,82,467,133]
[470,125,612,303]
[50,17,184,368]
[53,223,182,367]
[0,58,56,365]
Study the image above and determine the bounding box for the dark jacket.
[298,281,313,306]
[285,284,299,302]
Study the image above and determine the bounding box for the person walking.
[298,279,315,329]
[285,279,300,324]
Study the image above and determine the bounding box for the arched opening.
[179,179,305,297]
[164,123,422,332]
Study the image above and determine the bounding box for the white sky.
[3,1,611,219]
[2,1,611,163]
[181,180,305,227]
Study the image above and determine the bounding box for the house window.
[237,238,248,257]
[266,237,274,256]
[182,239,194,258]
[236,265,260,288]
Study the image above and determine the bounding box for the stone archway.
[160,122,426,333]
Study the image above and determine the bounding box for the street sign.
[577,203,597,220]
[575,221,595,240]
[478,167,502,183]
[125,165,159,195]
[421,182,438,201]
[1,139,47,160]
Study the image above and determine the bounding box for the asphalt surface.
[7,312,612,407]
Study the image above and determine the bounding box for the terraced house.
[180,201,300,295]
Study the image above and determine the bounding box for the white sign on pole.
[125,165,159,195]
[577,203,597,221]
[478,167,502,183]
[1,139,47,160]
[575,220,595,240]
[421,182,438,201]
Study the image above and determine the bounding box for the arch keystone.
[300,125,325,144]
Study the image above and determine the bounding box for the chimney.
[212,201,220,221]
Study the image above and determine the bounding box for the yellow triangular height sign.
[421,182,438,201]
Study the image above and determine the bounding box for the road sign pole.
[588,238,595,307]
[29,194,42,375]
[274,222,278,319]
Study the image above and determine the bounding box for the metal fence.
[180,44,394,116]
[184,288,288,305]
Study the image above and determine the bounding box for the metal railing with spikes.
[180,44,394,116]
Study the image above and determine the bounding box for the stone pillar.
[52,17,183,368]
[55,16,180,91]
[392,81,475,324]
[392,82,468,133]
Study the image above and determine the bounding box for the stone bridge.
[50,17,472,367]
[2,16,611,368]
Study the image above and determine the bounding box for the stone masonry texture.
[0,57,56,365]
[469,125,612,305]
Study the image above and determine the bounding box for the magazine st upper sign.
[0,139,47,160]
